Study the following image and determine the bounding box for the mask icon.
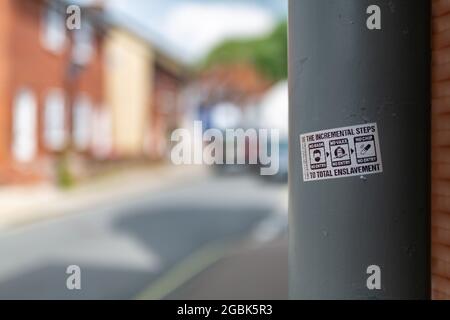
[313,150,322,162]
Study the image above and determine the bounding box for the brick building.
[432,0,450,300]
[198,63,271,105]
[99,14,188,161]
[0,0,105,183]
[149,51,188,159]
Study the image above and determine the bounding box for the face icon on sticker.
[313,150,322,162]
[334,147,347,159]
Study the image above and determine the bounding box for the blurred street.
[0,169,287,299]
[0,0,290,301]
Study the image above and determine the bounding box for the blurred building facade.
[199,63,271,106]
[0,0,101,183]
[0,0,187,184]
[150,52,187,159]
[103,26,153,159]
[187,63,271,131]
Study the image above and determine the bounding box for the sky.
[77,0,287,63]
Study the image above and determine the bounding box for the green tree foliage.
[202,20,287,81]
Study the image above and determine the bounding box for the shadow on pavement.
[112,205,272,266]
[0,204,272,299]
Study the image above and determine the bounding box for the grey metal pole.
[289,0,430,299]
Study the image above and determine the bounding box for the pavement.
[0,169,288,299]
[0,164,206,229]
[165,236,288,300]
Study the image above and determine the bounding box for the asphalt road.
[0,174,287,299]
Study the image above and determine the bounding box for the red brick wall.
[0,0,13,165]
[65,27,105,149]
[76,33,104,107]
[151,64,183,158]
[9,0,71,158]
[9,0,104,152]
[432,0,450,300]
[0,0,104,182]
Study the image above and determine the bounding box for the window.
[72,21,94,65]
[91,107,112,159]
[41,6,66,53]
[73,94,92,150]
[44,90,66,151]
[12,89,37,163]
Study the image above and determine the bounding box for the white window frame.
[41,5,66,54]
[92,106,112,159]
[12,88,38,163]
[72,20,94,65]
[44,89,67,151]
[73,94,92,150]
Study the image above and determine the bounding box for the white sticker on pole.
[300,123,383,182]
